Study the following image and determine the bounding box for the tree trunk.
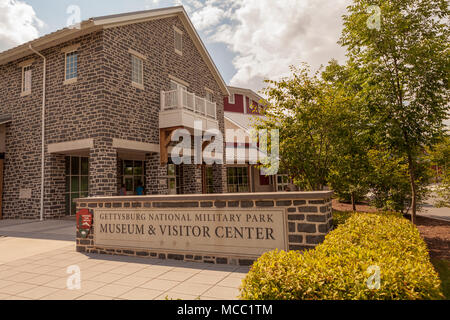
[351,192,357,212]
[407,154,417,224]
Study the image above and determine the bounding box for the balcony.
[160,89,219,130]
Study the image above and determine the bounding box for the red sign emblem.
[76,209,93,238]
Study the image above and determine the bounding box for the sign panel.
[94,208,287,257]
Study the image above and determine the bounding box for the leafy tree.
[340,0,450,223]
[322,60,372,211]
[367,148,431,213]
[255,65,337,191]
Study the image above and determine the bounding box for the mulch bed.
[332,200,450,261]
[412,215,450,261]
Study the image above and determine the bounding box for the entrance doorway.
[65,156,89,216]
[122,160,144,195]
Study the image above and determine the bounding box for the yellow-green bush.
[240,213,443,300]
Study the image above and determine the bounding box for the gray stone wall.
[0,15,226,219]
[75,193,333,265]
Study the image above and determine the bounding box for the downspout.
[29,44,46,221]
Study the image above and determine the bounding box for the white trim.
[63,77,78,85]
[173,25,184,34]
[128,48,147,61]
[61,43,80,53]
[132,81,144,90]
[48,138,94,154]
[113,138,159,153]
[18,59,34,67]
[168,75,189,87]
[228,93,235,104]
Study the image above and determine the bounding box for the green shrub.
[331,210,352,227]
[240,213,443,300]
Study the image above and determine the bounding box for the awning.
[0,114,12,125]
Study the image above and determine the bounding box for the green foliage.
[367,149,431,213]
[323,61,372,206]
[331,211,353,228]
[340,0,450,217]
[255,65,338,190]
[240,213,443,300]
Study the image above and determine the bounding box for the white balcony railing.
[161,89,217,120]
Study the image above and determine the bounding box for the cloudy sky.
[0,0,351,93]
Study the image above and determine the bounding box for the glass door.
[122,160,144,195]
[65,156,89,216]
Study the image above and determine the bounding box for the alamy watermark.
[366,5,381,31]
[366,265,381,290]
[66,5,81,29]
[66,265,81,290]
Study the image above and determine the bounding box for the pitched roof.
[0,6,229,95]
[227,86,265,103]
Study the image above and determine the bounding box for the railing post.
[178,88,183,110]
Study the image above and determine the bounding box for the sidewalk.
[0,220,248,300]
[418,189,450,222]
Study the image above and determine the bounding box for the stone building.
[0,6,229,219]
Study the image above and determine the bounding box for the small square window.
[65,51,78,80]
[22,65,32,93]
[174,28,183,55]
[131,55,143,86]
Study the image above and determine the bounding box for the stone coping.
[74,191,333,203]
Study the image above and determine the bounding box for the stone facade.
[75,192,333,265]
[0,15,226,219]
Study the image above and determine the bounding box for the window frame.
[227,166,249,193]
[21,64,32,96]
[131,54,144,89]
[174,26,183,55]
[122,160,145,195]
[64,50,78,84]
[228,94,235,104]
[205,90,214,103]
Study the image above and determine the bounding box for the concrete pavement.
[418,189,450,222]
[0,220,248,300]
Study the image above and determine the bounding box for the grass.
[431,259,450,300]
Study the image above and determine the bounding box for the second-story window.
[229,94,235,104]
[65,51,78,80]
[22,65,32,95]
[206,91,214,102]
[131,54,143,86]
[174,27,183,55]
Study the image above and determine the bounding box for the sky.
[0,0,352,94]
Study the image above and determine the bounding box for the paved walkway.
[0,220,248,300]
[418,188,450,222]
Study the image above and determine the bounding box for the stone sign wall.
[75,192,333,266]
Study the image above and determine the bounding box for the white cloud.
[191,5,225,31]
[185,0,351,93]
[0,0,44,52]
